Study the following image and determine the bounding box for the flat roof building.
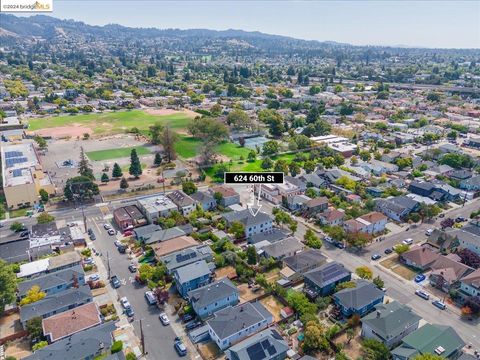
[137,194,178,223]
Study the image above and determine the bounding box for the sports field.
[86,146,151,161]
[28,110,195,135]
[174,136,252,160]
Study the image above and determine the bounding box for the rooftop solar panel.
[246,343,266,360]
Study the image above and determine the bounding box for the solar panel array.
[176,251,197,263]
[12,169,23,177]
[5,151,23,158]
[5,157,28,168]
[245,339,277,360]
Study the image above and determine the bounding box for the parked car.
[120,297,131,309]
[107,229,115,236]
[125,307,135,317]
[181,314,193,323]
[124,230,133,237]
[88,274,100,282]
[432,300,447,310]
[402,238,413,245]
[145,291,157,305]
[384,248,393,254]
[174,338,187,357]
[128,264,137,273]
[104,224,112,230]
[415,289,430,300]
[90,233,96,241]
[20,231,29,238]
[114,240,122,248]
[324,236,334,244]
[118,245,127,254]
[110,275,121,289]
[425,229,434,236]
[83,257,94,265]
[334,241,345,249]
[455,216,467,223]
[371,254,381,261]
[87,228,94,235]
[185,321,202,331]
[159,313,170,326]
[414,274,426,283]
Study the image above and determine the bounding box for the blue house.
[191,191,217,211]
[174,260,212,298]
[304,262,351,298]
[17,265,85,299]
[187,277,239,319]
[333,280,384,317]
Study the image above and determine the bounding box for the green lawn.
[9,208,30,218]
[86,146,151,161]
[28,110,194,134]
[175,136,202,159]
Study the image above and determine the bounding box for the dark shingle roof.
[223,209,272,228]
[18,265,84,297]
[188,277,238,309]
[334,280,383,310]
[283,249,327,273]
[174,260,210,284]
[304,262,351,288]
[225,328,289,360]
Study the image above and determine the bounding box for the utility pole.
[106,251,111,279]
[140,318,146,355]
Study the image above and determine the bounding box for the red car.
[124,230,133,236]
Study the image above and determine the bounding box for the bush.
[111,340,123,354]
[83,264,93,272]
[126,353,136,360]
[32,341,48,351]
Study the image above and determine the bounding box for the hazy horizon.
[13,1,480,49]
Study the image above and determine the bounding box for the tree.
[394,243,410,255]
[213,192,223,205]
[419,204,441,223]
[64,176,99,202]
[258,109,285,137]
[247,150,256,162]
[112,163,122,179]
[305,188,318,198]
[336,176,356,191]
[286,290,317,317]
[20,285,46,306]
[120,177,129,189]
[439,153,473,169]
[246,246,258,265]
[188,117,228,141]
[304,229,322,249]
[39,189,49,203]
[111,340,123,354]
[154,152,162,167]
[335,281,356,292]
[226,109,252,129]
[32,341,48,351]
[78,147,94,179]
[361,338,391,360]
[262,140,279,156]
[346,328,355,344]
[440,217,455,229]
[160,127,179,163]
[0,260,16,315]
[458,249,480,269]
[153,287,170,305]
[413,355,444,360]
[325,225,346,242]
[229,221,245,239]
[37,212,55,224]
[129,149,142,178]
[261,157,273,170]
[26,316,43,339]
[10,222,24,232]
[33,136,47,151]
[345,232,371,248]
[182,181,197,195]
[359,150,371,161]
[303,321,329,353]
[101,173,109,183]
[149,122,164,145]
[289,162,301,177]
[355,266,373,280]
[303,160,316,174]
[426,92,440,102]
[373,276,384,289]
[274,160,289,174]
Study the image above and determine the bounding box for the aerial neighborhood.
[0,12,480,360]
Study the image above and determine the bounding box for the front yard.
[380,255,417,280]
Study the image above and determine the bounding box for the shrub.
[111,340,123,354]
[32,341,48,351]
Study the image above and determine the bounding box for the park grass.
[86,146,151,161]
[28,110,194,134]
[175,136,202,159]
[9,208,29,218]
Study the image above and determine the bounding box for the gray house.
[361,301,421,348]
[191,191,217,210]
[188,277,239,319]
[17,265,85,299]
[261,237,304,260]
[304,262,351,298]
[223,209,273,238]
[23,322,117,360]
[225,328,289,360]
[161,244,214,274]
[283,249,327,281]
[20,285,92,326]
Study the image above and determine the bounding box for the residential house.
[285,194,311,212]
[223,209,273,238]
[207,302,273,350]
[261,237,304,260]
[191,191,217,211]
[304,262,351,298]
[174,260,212,298]
[24,322,117,360]
[20,285,93,326]
[142,226,188,245]
[317,208,345,226]
[333,280,384,317]
[303,197,329,216]
[400,246,440,271]
[360,160,398,176]
[460,175,480,191]
[298,173,326,189]
[112,205,147,230]
[17,251,82,279]
[161,244,214,274]
[42,302,101,343]
[458,269,480,299]
[449,170,473,182]
[361,301,421,348]
[344,212,388,235]
[375,196,420,221]
[209,185,240,207]
[465,137,480,149]
[0,238,52,264]
[284,175,307,192]
[281,249,327,282]
[225,328,289,360]
[151,235,199,259]
[167,190,196,215]
[391,324,465,360]
[408,181,446,202]
[260,182,301,204]
[248,228,290,245]
[17,265,85,299]
[188,277,239,319]
[429,255,475,292]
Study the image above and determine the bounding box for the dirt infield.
[30,124,93,138]
[145,108,198,117]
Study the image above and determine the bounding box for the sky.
[26,1,480,48]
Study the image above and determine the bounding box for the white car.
[159,312,170,326]
[120,297,131,309]
[425,229,434,236]
[402,238,413,245]
[104,224,112,230]
[107,229,115,236]
[88,274,100,282]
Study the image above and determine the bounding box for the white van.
[145,291,157,305]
